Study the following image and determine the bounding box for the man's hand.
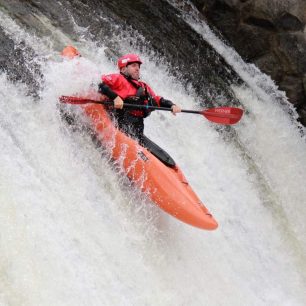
[171,104,181,115]
[114,96,124,109]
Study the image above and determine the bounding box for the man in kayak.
[98,53,181,167]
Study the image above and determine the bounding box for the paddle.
[59,95,243,125]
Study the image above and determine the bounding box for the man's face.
[122,62,140,80]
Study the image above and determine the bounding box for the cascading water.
[1,2,306,305]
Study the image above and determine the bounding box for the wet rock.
[279,76,305,106]
[63,0,242,104]
[275,12,304,31]
[277,32,306,75]
[0,27,41,97]
[0,0,242,106]
[192,0,306,124]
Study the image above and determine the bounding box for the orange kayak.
[82,103,218,230]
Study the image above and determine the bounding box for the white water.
[1,7,306,306]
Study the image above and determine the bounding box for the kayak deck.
[82,103,218,230]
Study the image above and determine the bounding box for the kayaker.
[98,53,181,140]
[60,47,179,167]
[98,54,181,167]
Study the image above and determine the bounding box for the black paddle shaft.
[100,101,201,114]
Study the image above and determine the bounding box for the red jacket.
[101,73,162,106]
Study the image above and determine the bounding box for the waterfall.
[1,2,306,305]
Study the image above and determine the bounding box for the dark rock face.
[0,27,41,97]
[192,0,306,125]
[0,0,241,106]
[62,0,242,104]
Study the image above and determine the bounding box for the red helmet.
[117,54,142,69]
[61,45,80,59]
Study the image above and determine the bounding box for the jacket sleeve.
[159,97,174,108]
[99,74,121,100]
[98,82,118,100]
[101,74,121,88]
